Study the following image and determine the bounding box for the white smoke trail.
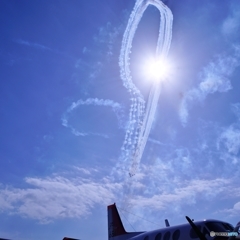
[119,0,173,178]
[62,98,124,137]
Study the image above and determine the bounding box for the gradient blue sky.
[1,0,240,239]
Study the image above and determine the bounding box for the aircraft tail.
[108,203,144,240]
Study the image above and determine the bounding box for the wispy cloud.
[231,103,240,121]
[15,39,52,51]
[1,152,238,226]
[118,175,238,230]
[217,125,240,155]
[148,138,165,145]
[215,104,240,162]
[93,21,122,57]
[0,174,121,223]
[222,2,240,39]
[179,3,240,127]
[221,201,240,217]
[179,47,240,126]
[132,178,231,210]
[179,3,240,126]
[73,21,123,85]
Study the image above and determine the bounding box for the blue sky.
[0,0,240,239]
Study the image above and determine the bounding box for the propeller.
[186,216,207,240]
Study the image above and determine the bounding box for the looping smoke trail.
[62,98,124,136]
[118,0,173,181]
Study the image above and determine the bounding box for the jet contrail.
[119,0,173,177]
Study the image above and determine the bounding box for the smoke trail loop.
[117,0,173,208]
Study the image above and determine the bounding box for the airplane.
[108,203,240,240]
[1,203,239,240]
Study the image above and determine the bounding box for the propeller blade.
[186,216,207,240]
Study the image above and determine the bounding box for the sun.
[143,57,171,81]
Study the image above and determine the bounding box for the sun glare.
[143,57,171,81]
